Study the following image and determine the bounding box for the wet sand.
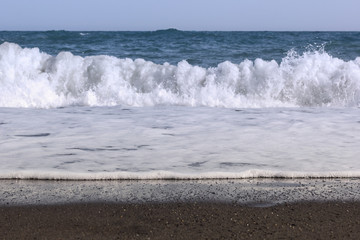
[1,179,360,239]
[2,179,360,205]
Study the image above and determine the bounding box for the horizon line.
[1,28,360,32]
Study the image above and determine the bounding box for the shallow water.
[1,106,359,179]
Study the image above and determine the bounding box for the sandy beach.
[1,179,360,239]
[1,201,360,239]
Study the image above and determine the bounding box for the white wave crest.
[1,42,360,108]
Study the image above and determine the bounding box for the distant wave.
[154,28,182,33]
[0,42,360,108]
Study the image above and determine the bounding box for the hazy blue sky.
[1,0,359,31]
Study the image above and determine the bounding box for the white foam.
[1,170,360,180]
[1,42,360,108]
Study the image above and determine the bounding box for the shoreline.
[2,178,360,206]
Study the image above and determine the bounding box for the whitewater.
[1,31,360,180]
[1,42,360,108]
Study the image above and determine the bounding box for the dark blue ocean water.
[1,30,360,108]
[1,30,360,67]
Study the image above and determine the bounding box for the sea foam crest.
[2,170,360,180]
[1,42,360,108]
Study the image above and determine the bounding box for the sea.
[0,30,360,180]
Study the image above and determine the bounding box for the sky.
[1,0,359,31]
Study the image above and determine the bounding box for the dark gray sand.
[2,201,360,239]
[1,179,360,239]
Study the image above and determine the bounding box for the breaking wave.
[1,42,360,108]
